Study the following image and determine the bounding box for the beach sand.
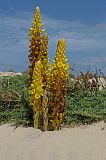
[0,122,106,160]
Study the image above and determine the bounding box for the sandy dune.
[0,122,106,160]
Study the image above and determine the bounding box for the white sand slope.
[0,122,106,160]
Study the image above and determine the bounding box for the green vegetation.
[0,73,106,127]
[64,80,106,125]
[0,74,33,126]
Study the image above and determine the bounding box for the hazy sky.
[0,0,106,74]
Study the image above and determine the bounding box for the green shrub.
[0,74,33,126]
[64,80,106,125]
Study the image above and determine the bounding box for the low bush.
[64,79,106,125]
[0,74,33,126]
[0,73,106,127]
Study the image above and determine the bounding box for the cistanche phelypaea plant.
[28,6,69,131]
[29,60,44,128]
[28,6,45,86]
[49,39,69,130]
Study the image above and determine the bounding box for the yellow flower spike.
[28,6,45,86]
[28,7,49,130]
[29,60,44,128]
[49,38,69,130]
[41,32,50,131]
[41,32,50,85]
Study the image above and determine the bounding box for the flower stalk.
[28,6,45,86]
[41,32,50,131]
[29,60,44,128]
[49,39,69,130]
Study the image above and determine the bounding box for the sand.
[0,122,106,160]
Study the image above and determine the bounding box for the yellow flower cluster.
[29,60,44,103]
[28,6,45,86]
[49,39,69,130]
[28,6,69,131]
[41,32,50,88]
[40,32,50,130]
[28,7,50,129]
[29,60,44,128]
